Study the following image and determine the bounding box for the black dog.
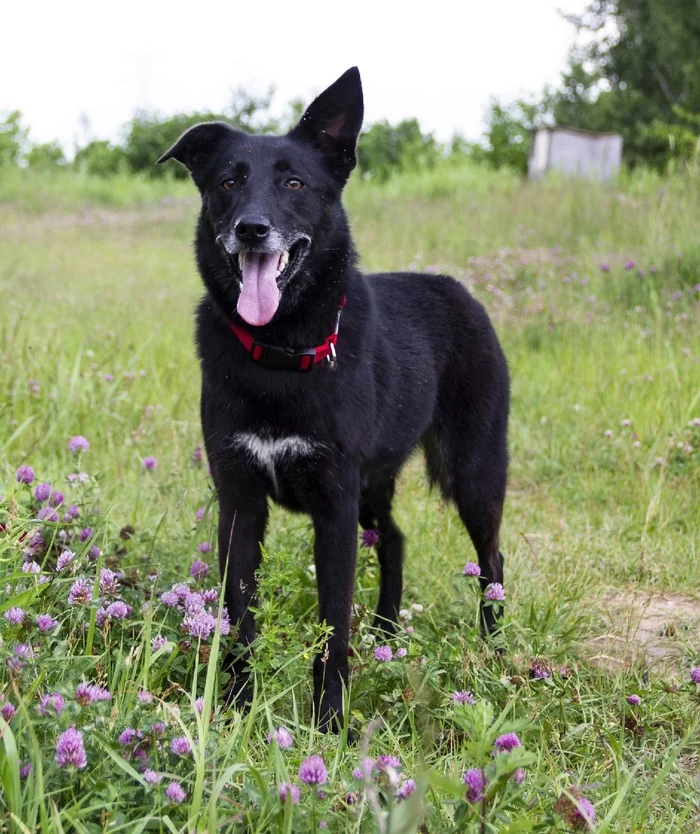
[158,67,509,730]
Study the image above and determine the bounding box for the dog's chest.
[230,431,325,498]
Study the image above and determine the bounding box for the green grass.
[1,160,699,832]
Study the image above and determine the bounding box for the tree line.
[2,1,698,180]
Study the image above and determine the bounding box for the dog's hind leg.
[359,477,404,635]
[425,423,508,636]
[454,476,506,636]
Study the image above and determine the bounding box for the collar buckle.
[252,341,317,372]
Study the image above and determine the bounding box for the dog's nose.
[235,216,271,244]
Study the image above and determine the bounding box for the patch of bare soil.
[586,590,700,677]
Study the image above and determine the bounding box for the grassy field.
[1,160,699,833]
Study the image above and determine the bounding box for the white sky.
[2,0,587,151]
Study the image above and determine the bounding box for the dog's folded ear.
[289,67,364,181]
[156,122,236,172]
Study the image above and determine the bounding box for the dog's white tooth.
[238,253,244,269]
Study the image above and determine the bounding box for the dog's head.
[157,68,363,326]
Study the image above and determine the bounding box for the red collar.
[230,296,346,372]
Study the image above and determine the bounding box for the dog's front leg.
[312,470,360,732]
[215,471,269,708]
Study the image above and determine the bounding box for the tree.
[551,0,700,167]
[0,110,28,167]
[122,88,279,179]
[73,140,127,176]
[25,141,67,168]
[357,119,439,181]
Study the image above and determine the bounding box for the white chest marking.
[232,432,321,493]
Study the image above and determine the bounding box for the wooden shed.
[528,126,623,181]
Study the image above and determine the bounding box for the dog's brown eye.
[285,178,304,191]
[221,179,239,191]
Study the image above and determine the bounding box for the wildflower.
[161,590,180,607]
[143,769,162,786]
[105,601,131,620]
[376,755,401,772]
[529,658,551,680]
[192,444,203,464]
[182,609,217,640]
[406,625,414,635]
[196,542,212,553]
[75,683,110,706]
[79,528,94,542]
[279,782,300,804]
[621,418,632,427]
[1,702,16,722]
[4,607,25,625]
[463,768,485,803]
[56,550,76,571]
[494,732,521,753]
[627,694,641,706]
[604,429,614,439]
[24,531,44,558]
[555,791,596,830]
[137,689,153,705]
[353,758,374,780]
[49,491,64,507]
[410,603,423,614]
[194,696,204,715]
[68,578,93,606]
[299,754,327,785]
[195,506,206,520]
[63,504,80,521]
[165,781,186,803]
[624,260,636,270]
[34,483,52,502]
[55,727,87,769]
[38,507,59,522]
[20,762,32,779]
[151,721,167,735]
[202,588,219,604]
[118,728,141,746]
[374,645,393,662]
[484,583,505,602]
[37,614,58,631]
[218,609,231,635]
[452,690,475,705]
[98,568,119,596]
[22,561,40,574]
[599,262,610,272]
[151,635,170,652]
[69,436,90,453]
[103,373,114,382]
[268,727,294,748]
[361,529,379,547]
[142,456,158,470]
[39,693,66,715]
[396,647,408,658]
[397,778,416,800]
[14,643,36,660]
[463,561,480,576]
[67,472,89,483]
[689,667,700,684]
[170,736,191,756]
[16,465,35,485]
[190,560,209,580]
[513,768,526,784]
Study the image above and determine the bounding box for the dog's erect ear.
[156,122,235,172]
[289,67,364,180]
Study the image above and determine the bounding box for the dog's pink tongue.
[237,252,281,326]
